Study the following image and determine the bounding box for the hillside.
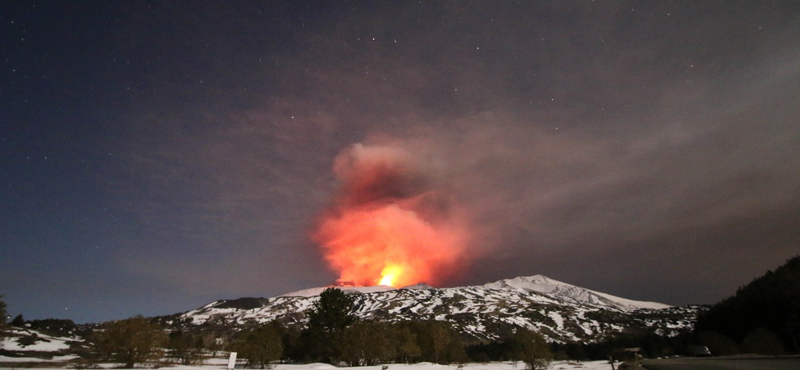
[179,275,701,343]
[694,255,800,352]
[0,327,84,362]
[0,274,706,364]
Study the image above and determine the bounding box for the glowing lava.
[314,143,469,288]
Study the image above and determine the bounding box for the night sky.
[2,1,799,324]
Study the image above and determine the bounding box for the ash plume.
[313,142,472,287]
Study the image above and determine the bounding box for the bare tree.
[508,328,552,370]
[93,316,167,368]
[0,296,7,348]
[234,322,283,369]
[0,295,7,326]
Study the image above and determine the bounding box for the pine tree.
[307,288,357,335]
[302,288,357,363]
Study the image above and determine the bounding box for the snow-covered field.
[0,328,616,369]
[158,361,614,370]
[0,356,613,370]
[0,354,80,362]
[285,362,611,370]
[263,361,614,370]
[0,332,73,351]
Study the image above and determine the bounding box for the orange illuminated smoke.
[314,143,468,287]
[317,203,465,287]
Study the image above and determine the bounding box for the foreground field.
[0,356,614,370]
[642,356,800,370]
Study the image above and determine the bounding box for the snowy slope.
[482,275,670,310]
[180,275,701,343]
[283,275,668,310]
[0,328,73,352]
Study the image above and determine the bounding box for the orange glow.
[379,265,403,286]
[316,202,466,287]
[315,143,470,288]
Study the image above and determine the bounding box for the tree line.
[693,255,800,355]
[71,288,552,369]
[231,288,552,369]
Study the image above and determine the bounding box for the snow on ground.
[548,312,564,330]
[0,355,79,362]
[0,358,613,370]
[163,362,613,370]
[0,328,73,351]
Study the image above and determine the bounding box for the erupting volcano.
[313,143,469,287]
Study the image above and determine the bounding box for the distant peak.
[484,274,566,291]
[484,274,669,311]
[516,274,560,283]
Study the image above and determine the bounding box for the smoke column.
[313,143,470,287]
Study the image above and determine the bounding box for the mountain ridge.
[180,274,699,343]
[277,274,669,311]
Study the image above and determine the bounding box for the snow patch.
[0,329,73,352]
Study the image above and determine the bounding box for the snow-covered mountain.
[180,275,702,343]
[482,275,669,311]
